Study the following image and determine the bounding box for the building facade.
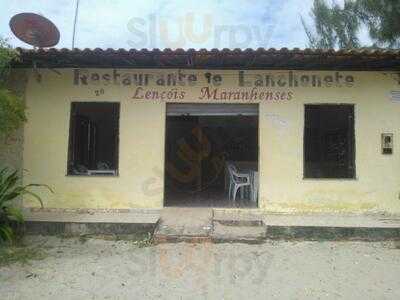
[10,48,400,214]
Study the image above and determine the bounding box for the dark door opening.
[164,104,259,208]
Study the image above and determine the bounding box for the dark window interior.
[67,102,120,176]
[304,104,355,179]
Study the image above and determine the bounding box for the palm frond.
[0,224,13,242]
[24,183,54,194]
[0,167,51,242]
[20,190,44,208]
[5,206,24,223]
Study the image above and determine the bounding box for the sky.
[0,0,364,50]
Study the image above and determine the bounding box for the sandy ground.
[1,236,400,300]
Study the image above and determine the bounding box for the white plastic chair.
[227,163,252,203]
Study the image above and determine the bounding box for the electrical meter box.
[382,133,393,155]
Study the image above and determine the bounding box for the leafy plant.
[0,88,26,136]
[0,167,53,243]
[0,37,26,139]
[0,37,19,81]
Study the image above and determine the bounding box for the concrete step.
[211,221,266,244]
[213,209,265,225]
[264,214,400,241]
[265,225,400,241]
[153,208,267,244]
[153,208,213,243]
[21,208,160,236]
[23,208,161,224]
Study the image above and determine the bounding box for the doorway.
[164,104,259,208]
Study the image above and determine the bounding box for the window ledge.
[66,173,119,178]
[302,177,358,181]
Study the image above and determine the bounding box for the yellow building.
[9,48,400,215]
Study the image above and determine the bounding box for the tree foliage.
[356,0,400,47]
[303,0,400,49]
[302,0,360,49]
[0,37,26,138]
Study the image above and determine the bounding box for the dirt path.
[1,236,400,299]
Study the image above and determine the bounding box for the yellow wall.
[22,68,400,214]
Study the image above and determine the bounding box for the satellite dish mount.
[9,12,60,48]
[9,12,61,82]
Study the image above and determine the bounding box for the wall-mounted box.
[382,133,393,155]
[390,91,400,102]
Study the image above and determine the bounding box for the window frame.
[66,101,120,177]
[303,103,356,180]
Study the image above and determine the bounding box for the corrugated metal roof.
[14,47,400,70]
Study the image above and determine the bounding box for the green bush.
[0,37,26,139]
[0,88,26,136]
[0,167,53,243]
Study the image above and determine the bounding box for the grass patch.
[126,232,153,248]
[74,231,154,248]
[0,245,47,267]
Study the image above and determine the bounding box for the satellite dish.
[9,13,60,48]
